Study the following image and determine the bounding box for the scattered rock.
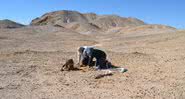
[94,73,113,79]
[61,59,78,71]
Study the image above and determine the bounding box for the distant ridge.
[0,19,24,29]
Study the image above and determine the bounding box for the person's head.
[78,47,85,54]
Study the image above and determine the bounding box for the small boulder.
[61,59,75,71]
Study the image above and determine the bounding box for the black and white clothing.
[78,46,94,66]
[78,46,108,69]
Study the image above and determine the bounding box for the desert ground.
[0,10,185,99]
[0,25,185,99]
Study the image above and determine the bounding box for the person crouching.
[77,46,110,69]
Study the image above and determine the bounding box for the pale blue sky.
[0,0,184,29]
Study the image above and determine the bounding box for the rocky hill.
[0,19,24,29]
[31,10,177,34]
[31,10,146,31]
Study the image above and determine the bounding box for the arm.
[77,47,84,65]
[87,48,94,66]
[78,52,83,65]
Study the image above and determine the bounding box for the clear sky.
[0,0,184,29]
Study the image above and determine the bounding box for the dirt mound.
[31,10,145,31]
[61,59,76,71]
[0,19,24,29]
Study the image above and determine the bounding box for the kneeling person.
[77,46,109,69]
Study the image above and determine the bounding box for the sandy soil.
[0,26,185,99]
